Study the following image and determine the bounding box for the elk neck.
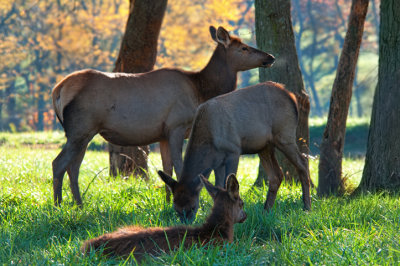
[178,104,216,184]
[189,44,237,103]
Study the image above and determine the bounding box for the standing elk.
[81,173,246,261]
[158,82,311,223]
[51,26,275,205]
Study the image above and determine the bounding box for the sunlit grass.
[0,131,106,150]
[308,116,370,128]
[1,134,399,264]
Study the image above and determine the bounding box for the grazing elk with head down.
[159,82,311,223]
[81,173,246,261]
[51,26,275,206]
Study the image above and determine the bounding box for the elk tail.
[52,81,66,128]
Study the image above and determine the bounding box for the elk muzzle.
[262,54,275,68]
[178,208,197,224]
[238,211,247,223]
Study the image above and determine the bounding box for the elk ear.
[199,174,219,199]
[209,26,217,42]
[158,170,177,191]
[216,26,231,48]
[226,173,239,201]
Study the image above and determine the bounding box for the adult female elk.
[159,82,311,223]
[52,26,274,205]
[81,174,246,261]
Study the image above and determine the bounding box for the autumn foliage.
[0,0,379,131]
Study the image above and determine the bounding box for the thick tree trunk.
[253,0,310,186]
[357,0,400,192]
[109,0,168,178]
[318,0,369,196]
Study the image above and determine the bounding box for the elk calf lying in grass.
[81,174,246,261]
[159,82,311,223]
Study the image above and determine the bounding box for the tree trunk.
[357,0,400,192]
[0,88,3,130]
[109,0,168,178]
[5,82,18,130]
[318,0,369,196]
[253,0,310,186]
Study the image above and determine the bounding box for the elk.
[159,82,311,223]
[51,26,274,206]
[81,173,246,261]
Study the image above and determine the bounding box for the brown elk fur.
[159,82,311,223]
[51,26,274,206]
[81,174,246,261]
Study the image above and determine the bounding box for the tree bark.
[109,0,168,178]
[357,0,400,192]
[253,0,310,186]
[318,0,369,196]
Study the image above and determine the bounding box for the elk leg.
[52,147,69,206]
[52,135,93,206]
[66,148,86,206]
[214,165,226,188]
[160,140,173,203]
[223,153,240,186]
[259,146,283,211]
[168,127,186,178]
[52,140,84,205]
[276,142,311,211]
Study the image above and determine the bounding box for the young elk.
[159,82,311,223]
[52,26,274,206]
[81,174,246,261]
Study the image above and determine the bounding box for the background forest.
[0,0,379,132]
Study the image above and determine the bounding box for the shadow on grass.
[1,195,179,259]
[3,183,398,263]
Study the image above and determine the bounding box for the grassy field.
[0,132,399,264]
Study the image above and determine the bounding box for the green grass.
[1,132,399,264]
[0,131,108,151]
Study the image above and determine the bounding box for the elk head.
[209,26,275,72]
[200,173,247,224]
[158,170,202,224]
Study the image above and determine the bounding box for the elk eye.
[242,47,248,51]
